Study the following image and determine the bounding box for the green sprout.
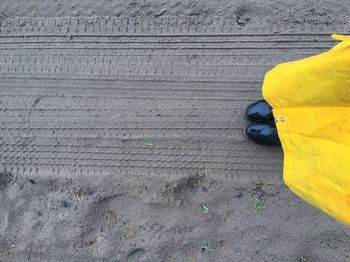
[143,141,153,148]
[253,198,266,211]
[299,256,307,262]
[201,204,209,213]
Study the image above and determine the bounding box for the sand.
[0,0,349,261]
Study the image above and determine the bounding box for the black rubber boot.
[245,100,274,123]
[244,123,281,146]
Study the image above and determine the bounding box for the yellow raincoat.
[262,34,350,225]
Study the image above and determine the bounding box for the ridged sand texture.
[0,1,350,261]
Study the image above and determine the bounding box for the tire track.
[0,16,338,180]
[1,17,348,36]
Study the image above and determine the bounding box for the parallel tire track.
[0,16,339,179]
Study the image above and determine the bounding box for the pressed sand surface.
[0,1,349,261]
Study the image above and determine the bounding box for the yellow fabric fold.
[262,35,350,225]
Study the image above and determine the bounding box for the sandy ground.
[0,0,349,261]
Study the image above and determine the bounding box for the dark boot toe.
[245,123,281,146]
[245,100,274,123]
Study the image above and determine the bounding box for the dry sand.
[0,0,349,261]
